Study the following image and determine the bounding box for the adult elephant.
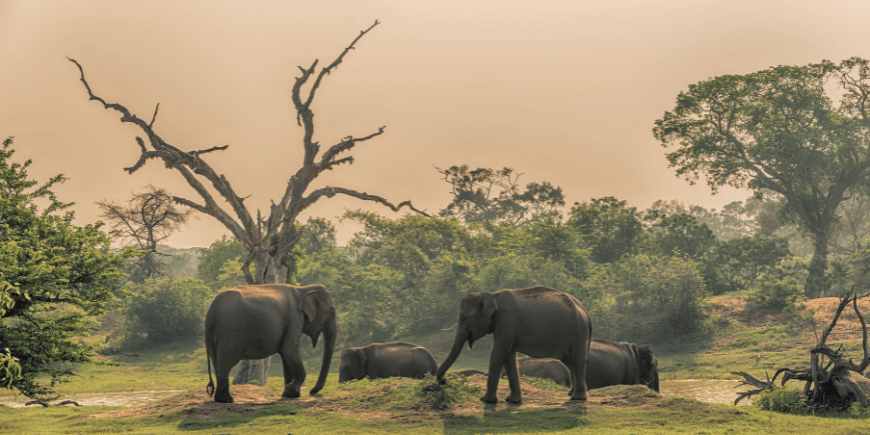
[338,342,437,382]
[205,284,337,403]
[436,286,592,404]
[587,339,659,392]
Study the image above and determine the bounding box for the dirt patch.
[87,385,297,419]
[709,295,870,342]
[707,295,791,329]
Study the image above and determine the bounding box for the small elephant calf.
[339,342,438,382]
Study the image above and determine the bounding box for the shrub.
[755,387,809,415]
[748,275,804,310]
[121,278,213,344]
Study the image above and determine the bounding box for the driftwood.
[733,288,870,411]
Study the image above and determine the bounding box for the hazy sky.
[2,0,869,247]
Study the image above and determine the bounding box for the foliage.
[437,165,565,226]
[645,212,716,259]
[654,58,870,298]
[747,275,805,310]
[583,254,708,340]
[0,137,135,400]
[196,236,249,290]
[755,387,811,415]
[569,196,643,263]
[120,278,213,344]
[703,236,792,294]
[298,217,338,255]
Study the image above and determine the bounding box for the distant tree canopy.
[654,57,870,298]
[437,165,565,226]
[0,137,134,400]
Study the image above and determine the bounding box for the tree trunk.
[805,231,830,299]
[232,253,285,385]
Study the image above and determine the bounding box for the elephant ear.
[355,348,367,369]
[481,295,498,328]
[302,288,325,323]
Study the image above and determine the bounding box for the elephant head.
[338,348,367,382]
[636,344,659,393]
[436,292,497,381]
[301,286,337,395]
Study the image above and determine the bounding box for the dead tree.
[733,288,870,411]
[69,20,426,385]
[97,185,191,280]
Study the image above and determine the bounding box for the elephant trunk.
[436,329,467,382]
[309,317,336,396]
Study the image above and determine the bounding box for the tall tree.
[437,165,565,226]
[568,196,643,263]
[69,20,425,383]
[0,137,133,400]
[654,58,870,298]
[97,185,191,281]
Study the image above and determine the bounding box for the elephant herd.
[204,284,659,404]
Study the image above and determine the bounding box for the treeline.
[117,170,870,354]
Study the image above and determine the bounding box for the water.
[0,390,184,408]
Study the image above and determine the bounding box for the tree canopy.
[654,57,870,297]
[0,137,133,400]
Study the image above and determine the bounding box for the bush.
[755,387,809,415]
[582,254,708,340]
[748,275,804,310]
[121,278,213,344]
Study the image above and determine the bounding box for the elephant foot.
[214,391,234,403]
[505,394,522,404]
[479,394,499,404]
[569,393,587,401]
[282,387,301,399]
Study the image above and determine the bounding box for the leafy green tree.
[703,236,792,294]
[645,213,717,259]
[121,278,213,344]
[298,217,337,255]
[437,165,565,226]
[583,254,708,340]
[0,137,134,400]
[196,236,248,291]
[654,58,870,298]
[568,197,643,263]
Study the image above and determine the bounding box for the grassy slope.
[2,293,870,433]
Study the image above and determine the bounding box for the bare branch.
[302,186,429,217]
[189,145,230,157]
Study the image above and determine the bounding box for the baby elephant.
[339,342,438,382]
[502,357,571,387]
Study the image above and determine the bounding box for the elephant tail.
[206,344,215,397]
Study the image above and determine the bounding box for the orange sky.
[1,0,868,247]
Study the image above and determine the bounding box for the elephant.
[436,286,592,404]
[587,339,659,392]
[204,284,337,403]
[501,357,571,387]
[338,341,438,382]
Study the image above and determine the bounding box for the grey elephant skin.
[339,342,437,382]
[205,284,337,403]
[587,339,659,392]
[502,357,571,387]
[436,286,592,404]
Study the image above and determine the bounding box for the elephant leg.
[482,342,512,403]
[567,350,588,401]
[560,356,575,396]
[279,347,305,398]
[503,352,522,404]
[214,347,241,403]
